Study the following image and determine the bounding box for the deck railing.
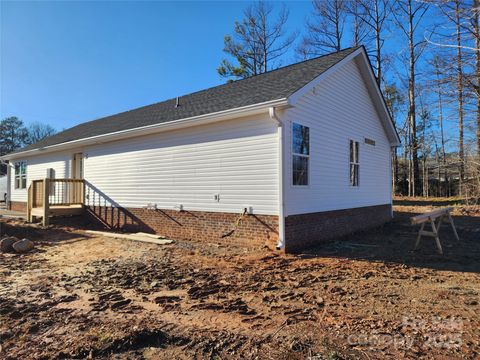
[27,178,85,225]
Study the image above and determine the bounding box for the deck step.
[31,205,84,218]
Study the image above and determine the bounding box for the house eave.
[2,98,289,160]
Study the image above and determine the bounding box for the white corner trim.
[269,106,285,250]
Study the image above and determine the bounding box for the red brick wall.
[85,205,279,249]
[12,200,391,253]
[9,201,27,212]
[284,204,392,253]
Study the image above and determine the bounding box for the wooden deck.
[28,178,85,226]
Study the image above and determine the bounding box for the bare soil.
[1,199,479,359]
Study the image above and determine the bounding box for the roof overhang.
[2,98,289,160]
[288,46,401,147]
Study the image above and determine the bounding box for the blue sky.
[1,1,313,130]
[1,0,466,152]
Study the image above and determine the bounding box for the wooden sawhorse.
[410,207,460,255]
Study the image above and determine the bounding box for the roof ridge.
[53,47,360,131]
[173,46,360,99]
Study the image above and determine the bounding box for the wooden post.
[81,180,85,207]
[42,178,50,226]
[27,184,32,222]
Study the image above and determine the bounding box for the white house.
[2,47,400,252]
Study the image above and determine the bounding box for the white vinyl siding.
[283,59,392,215]
[82,115,279,215]
[10,153,72,203]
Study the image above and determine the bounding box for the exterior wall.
[82,114,279,215]
[8,114,279,219]
[282,59,392,216]
[9,201,27,212]
[84,205,278,248]
[9,152,72,203]
[284,204,392,253]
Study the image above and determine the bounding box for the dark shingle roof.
[16,47,359,153]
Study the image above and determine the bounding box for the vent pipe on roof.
[175,97,180,108]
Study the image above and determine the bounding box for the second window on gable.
[350,140,359,186]
[292,123,309,186]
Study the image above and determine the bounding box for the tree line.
[0,117,56,175]
[218,0,479,200]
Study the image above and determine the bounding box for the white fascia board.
[2,98,289,160]
[287,47,401,147]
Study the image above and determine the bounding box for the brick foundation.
[284,204,392,253]
[85,206,279,249]
[9,201,392,253]
[9,201,27,212]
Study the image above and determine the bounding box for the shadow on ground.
[298,210,480,274]
[1,220,88,248]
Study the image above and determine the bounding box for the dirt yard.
[1,198,479,359]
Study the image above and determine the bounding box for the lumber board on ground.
[85,230,174,245]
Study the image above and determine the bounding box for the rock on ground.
[0,236,18,253]
[12,239,34,253]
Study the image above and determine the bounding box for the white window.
[14,161,27,189]
[292,123,309,186]
[350,140,359,186]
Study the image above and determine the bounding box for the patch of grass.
[393,196,468,207]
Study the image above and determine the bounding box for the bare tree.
[454,0,466,184]
[426,1,479,160]
[393,0,430,196]
[25,122,56,145]
[346,1,370,47]
[384,83,406,194]
[432,55,450,195]
[218,1,296,79]
[354,0,392,87]
[297,0,347,57]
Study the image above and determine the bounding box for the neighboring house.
[1,46,400,252]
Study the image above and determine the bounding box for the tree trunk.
[335,1,341,51]
[475,0,480,157]
[375,0,381,86]
[394,148,399,195]
[456,0,465,184]
[407,0,419,196]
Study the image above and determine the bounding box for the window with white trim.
[349,140,359,186]
[292,123,309,186]
[14,161,27,189]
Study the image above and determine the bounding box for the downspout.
[269,107,285,250]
